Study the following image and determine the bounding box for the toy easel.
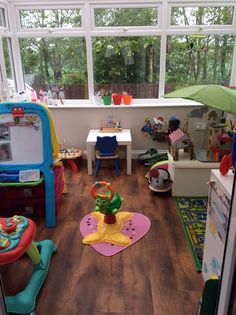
[0,102,61,227]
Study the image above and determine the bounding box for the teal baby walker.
[0,215,56,314]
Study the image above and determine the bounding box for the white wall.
[49,104,216,154]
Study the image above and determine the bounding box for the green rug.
[175,197,208,272]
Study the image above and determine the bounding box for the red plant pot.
[112,94,123,105]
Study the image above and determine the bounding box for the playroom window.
[0,8,6,27]
[19,37,88,100]
[165,34,235,93]
[93,6,159,27]
[19,8,82,29]
[170,5,234,26]
[92,36,161,98]
[1,1,236,104]
[2,38,14,82]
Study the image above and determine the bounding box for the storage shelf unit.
[202,169,234,281]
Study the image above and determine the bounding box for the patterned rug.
[175,197,208,271]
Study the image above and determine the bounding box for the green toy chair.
[95,136,120,176]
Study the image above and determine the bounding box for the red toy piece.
[219,153,232,176]
[1,219,17,233]
[11,107,24,118]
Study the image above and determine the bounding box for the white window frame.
[0,0,235,105]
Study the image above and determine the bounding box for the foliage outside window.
[19,9,82,28]
[92,36,160,98]
[165,35,235,93]
[171,6,234,26]
[19,37,88,99]
[94,7,158,27]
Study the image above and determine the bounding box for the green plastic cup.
[102,95,112,105]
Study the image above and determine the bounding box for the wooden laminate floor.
[1,160,204,315]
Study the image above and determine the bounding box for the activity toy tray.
[100,127,122,133]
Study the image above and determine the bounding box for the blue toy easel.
[0,102,56,227]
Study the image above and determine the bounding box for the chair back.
[96,136,118,156]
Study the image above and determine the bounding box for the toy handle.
[91,181,114,201]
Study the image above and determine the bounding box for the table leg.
[87,144,93,175]
[66,159,78,173]
[126,144,132,175]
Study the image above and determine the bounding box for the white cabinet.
[202,169,234,281]
[168,152,220,196]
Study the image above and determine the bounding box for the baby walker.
[0,215,56,314]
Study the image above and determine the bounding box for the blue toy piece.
[0,102,56,227]
[0,170,20,182]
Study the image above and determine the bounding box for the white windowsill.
[48,98,202,109]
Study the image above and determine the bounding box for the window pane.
[19,37,88,100]
[94,8,158,27]
[0,8,6,27]
[92,36,160,98]
[20,9,82,28]
[171,6,234,26]
[2,38,16,100]
[165,35,235,93]
[2,38,13,80]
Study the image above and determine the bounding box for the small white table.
[86,129,132,175]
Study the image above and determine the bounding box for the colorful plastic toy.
[146,160,173,192]
[82,181,132,246]
[80,182,151,256]
[59,145,82,173]
[0,215,56,314]
[91,181,123,223]
[219,126,236,175]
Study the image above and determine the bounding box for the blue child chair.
[95,136,120,176]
